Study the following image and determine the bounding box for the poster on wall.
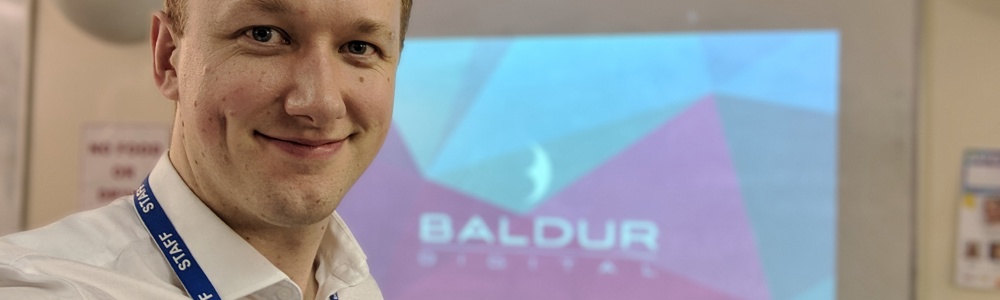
[0,0,31,236]
[955,149,1000,289]
[80,123,170,210]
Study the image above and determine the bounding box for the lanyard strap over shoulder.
[133,176,221,300]
[133,176,345,300]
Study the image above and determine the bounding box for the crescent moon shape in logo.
[526,143,553,204]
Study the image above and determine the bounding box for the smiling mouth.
[255,131,346,159]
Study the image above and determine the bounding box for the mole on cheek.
[359,76,365,83]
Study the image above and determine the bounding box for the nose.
[284,47,348,126]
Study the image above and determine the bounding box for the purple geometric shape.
[339,125,424,277]
[533,96,770,299]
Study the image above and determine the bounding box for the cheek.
[184,98,228,154]
[358,93,394,137]
[208,72,279,121]
[359,72,396,122]
[364,81,395,152]
[190,80,258,147]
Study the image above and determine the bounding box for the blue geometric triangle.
[702,32,797,86]
[714,31,840,114]
[394,39,497,173]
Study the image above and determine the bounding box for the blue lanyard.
[134,177,343,300]
[133,177,221,300]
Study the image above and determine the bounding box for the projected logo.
[341,31,839,300]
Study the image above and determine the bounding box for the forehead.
[186,0,401,34]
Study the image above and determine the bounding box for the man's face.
[159,0,401,227]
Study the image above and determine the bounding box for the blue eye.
[251,27,273,43]
[345,41,373,55]
[243,26,288,45]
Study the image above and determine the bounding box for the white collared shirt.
[0,154,383,300]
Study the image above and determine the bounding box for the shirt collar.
[316,213,371,295]
[146,153,372,299]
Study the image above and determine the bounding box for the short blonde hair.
[164,0,414,45]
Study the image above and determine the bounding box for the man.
[0,0,411,299]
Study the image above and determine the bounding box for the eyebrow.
[352,18,398,45]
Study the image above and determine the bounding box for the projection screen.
[338,0,918,299]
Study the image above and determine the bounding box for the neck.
[234,220,328,300]
[167,149,329,299]
[168,145,332,299]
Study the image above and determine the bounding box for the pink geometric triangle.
[533,96,770,299]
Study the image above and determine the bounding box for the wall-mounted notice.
[956,149,1000,289]
[80,123,169,211]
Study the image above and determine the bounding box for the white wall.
[25,0,172,228]
[919,0,1000,298]
[0,0,30,236]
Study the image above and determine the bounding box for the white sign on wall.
[956,149,1000,289]
[80,123,170,210]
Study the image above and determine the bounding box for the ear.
[151,11,180,101]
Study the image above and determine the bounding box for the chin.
[264,208,336,228]
[260,193,341,228]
